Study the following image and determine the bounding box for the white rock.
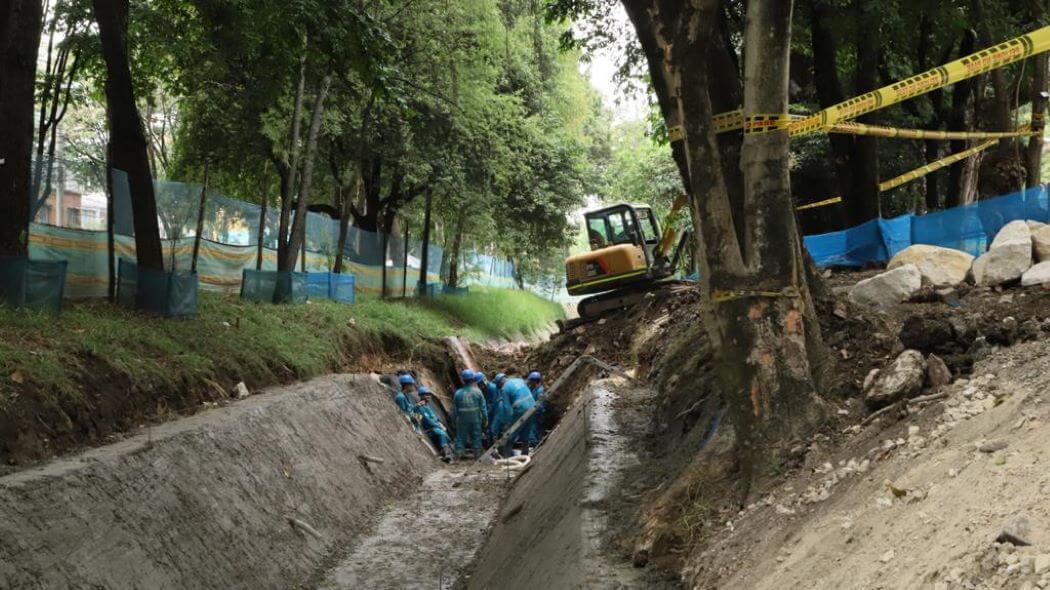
[887,244,974,287]
[849,265,923,308]
[879,549,896,563]
[974,221,1033,286]
[234,381,250,399]
[865,350,927,408]
[1028,220,1047,231]
[1035,554,1050,575]
[1033,225,1050,262]
[991,220,1033,249]
[1022,261,1050,287]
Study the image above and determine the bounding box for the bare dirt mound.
[688,338,1050,590]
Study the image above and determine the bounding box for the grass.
[420,286,565,340]
[0,288,563,462]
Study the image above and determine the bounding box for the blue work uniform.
[414,403,451,449]
[503,378,536,449]
[453,385,488,456]
[483,381,501,424]
[394,391,414,418]
[529,384,546,444]
[489,394,513,439]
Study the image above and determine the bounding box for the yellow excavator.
[565,195,693,318]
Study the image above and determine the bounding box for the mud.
[317,467,507,589]
[0,374,437,590]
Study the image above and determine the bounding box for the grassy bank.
[0,288,562,465]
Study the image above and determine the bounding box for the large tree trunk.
[626,0,827,495]
[94,0,164,270]
[0,0,44,256]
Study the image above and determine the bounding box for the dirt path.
[316,465,510,590]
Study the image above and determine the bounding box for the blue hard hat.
[418,386,431,397]
[474,372,486,383]
[460,369,475,382]
[494,372,506,385]
[527,371,542,382]
[399,374,416,386]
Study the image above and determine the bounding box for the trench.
[0,354,663,589]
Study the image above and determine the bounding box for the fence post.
[106,157,116,302]
[381,227,389,299]
[256,185,268,270]
[402,221,409,298]
[190,164,209,273]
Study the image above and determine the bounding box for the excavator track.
[576,279,684,320]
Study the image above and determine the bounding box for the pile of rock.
[848,220,1050,308]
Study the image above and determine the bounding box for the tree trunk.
[946,31,980,208]
[282,75,332,271]
[1027,1,1048,188]
[190,166,208,272]
[624,0,827,494]
[94,0,164,270]
[446,213,465,289]
[0,0,44,256]
[848,0,881,223]
[808,0,852,226]
[417,187,433,295]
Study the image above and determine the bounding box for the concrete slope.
[466,379,662,590]
[0,374,437,590]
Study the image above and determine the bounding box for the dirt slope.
[0,374,437,590]
[688,339,1050,590]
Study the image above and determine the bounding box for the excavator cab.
[565,197,692,319]
[567,204,662,297]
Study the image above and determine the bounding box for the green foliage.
[598,119,683,219]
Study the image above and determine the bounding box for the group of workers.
[391,368,547,462]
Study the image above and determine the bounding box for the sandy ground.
[689,339,1050,590]
[316,466,508,590]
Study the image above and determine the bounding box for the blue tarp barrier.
[805,185,1049,268]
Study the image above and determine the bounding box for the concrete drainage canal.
[0,367,661,590]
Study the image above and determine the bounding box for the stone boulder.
[864,350,927,408]
[1032,225,1050,262]
[887,244,973,287]
[972,220,1032,286]
[848,265,922,308]
[1021,261,1050,287]
[1027,220,1046,231]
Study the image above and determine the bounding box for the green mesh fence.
[240,269,308,304]
[0,256,67,312]
[117,258,198,317]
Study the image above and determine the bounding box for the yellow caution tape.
[711,286,800,304]
[795,196,843,211]
[828,122,1036,140]
[878,139,998,192]
[713,109,745,133]
[790,26,1050,136]
[743,114,792,134]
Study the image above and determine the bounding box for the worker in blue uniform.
[452,369,488,459]
[527,371,545,446]
[394,374,416,420]
[501,368,536,454]
[414,387,453,462]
